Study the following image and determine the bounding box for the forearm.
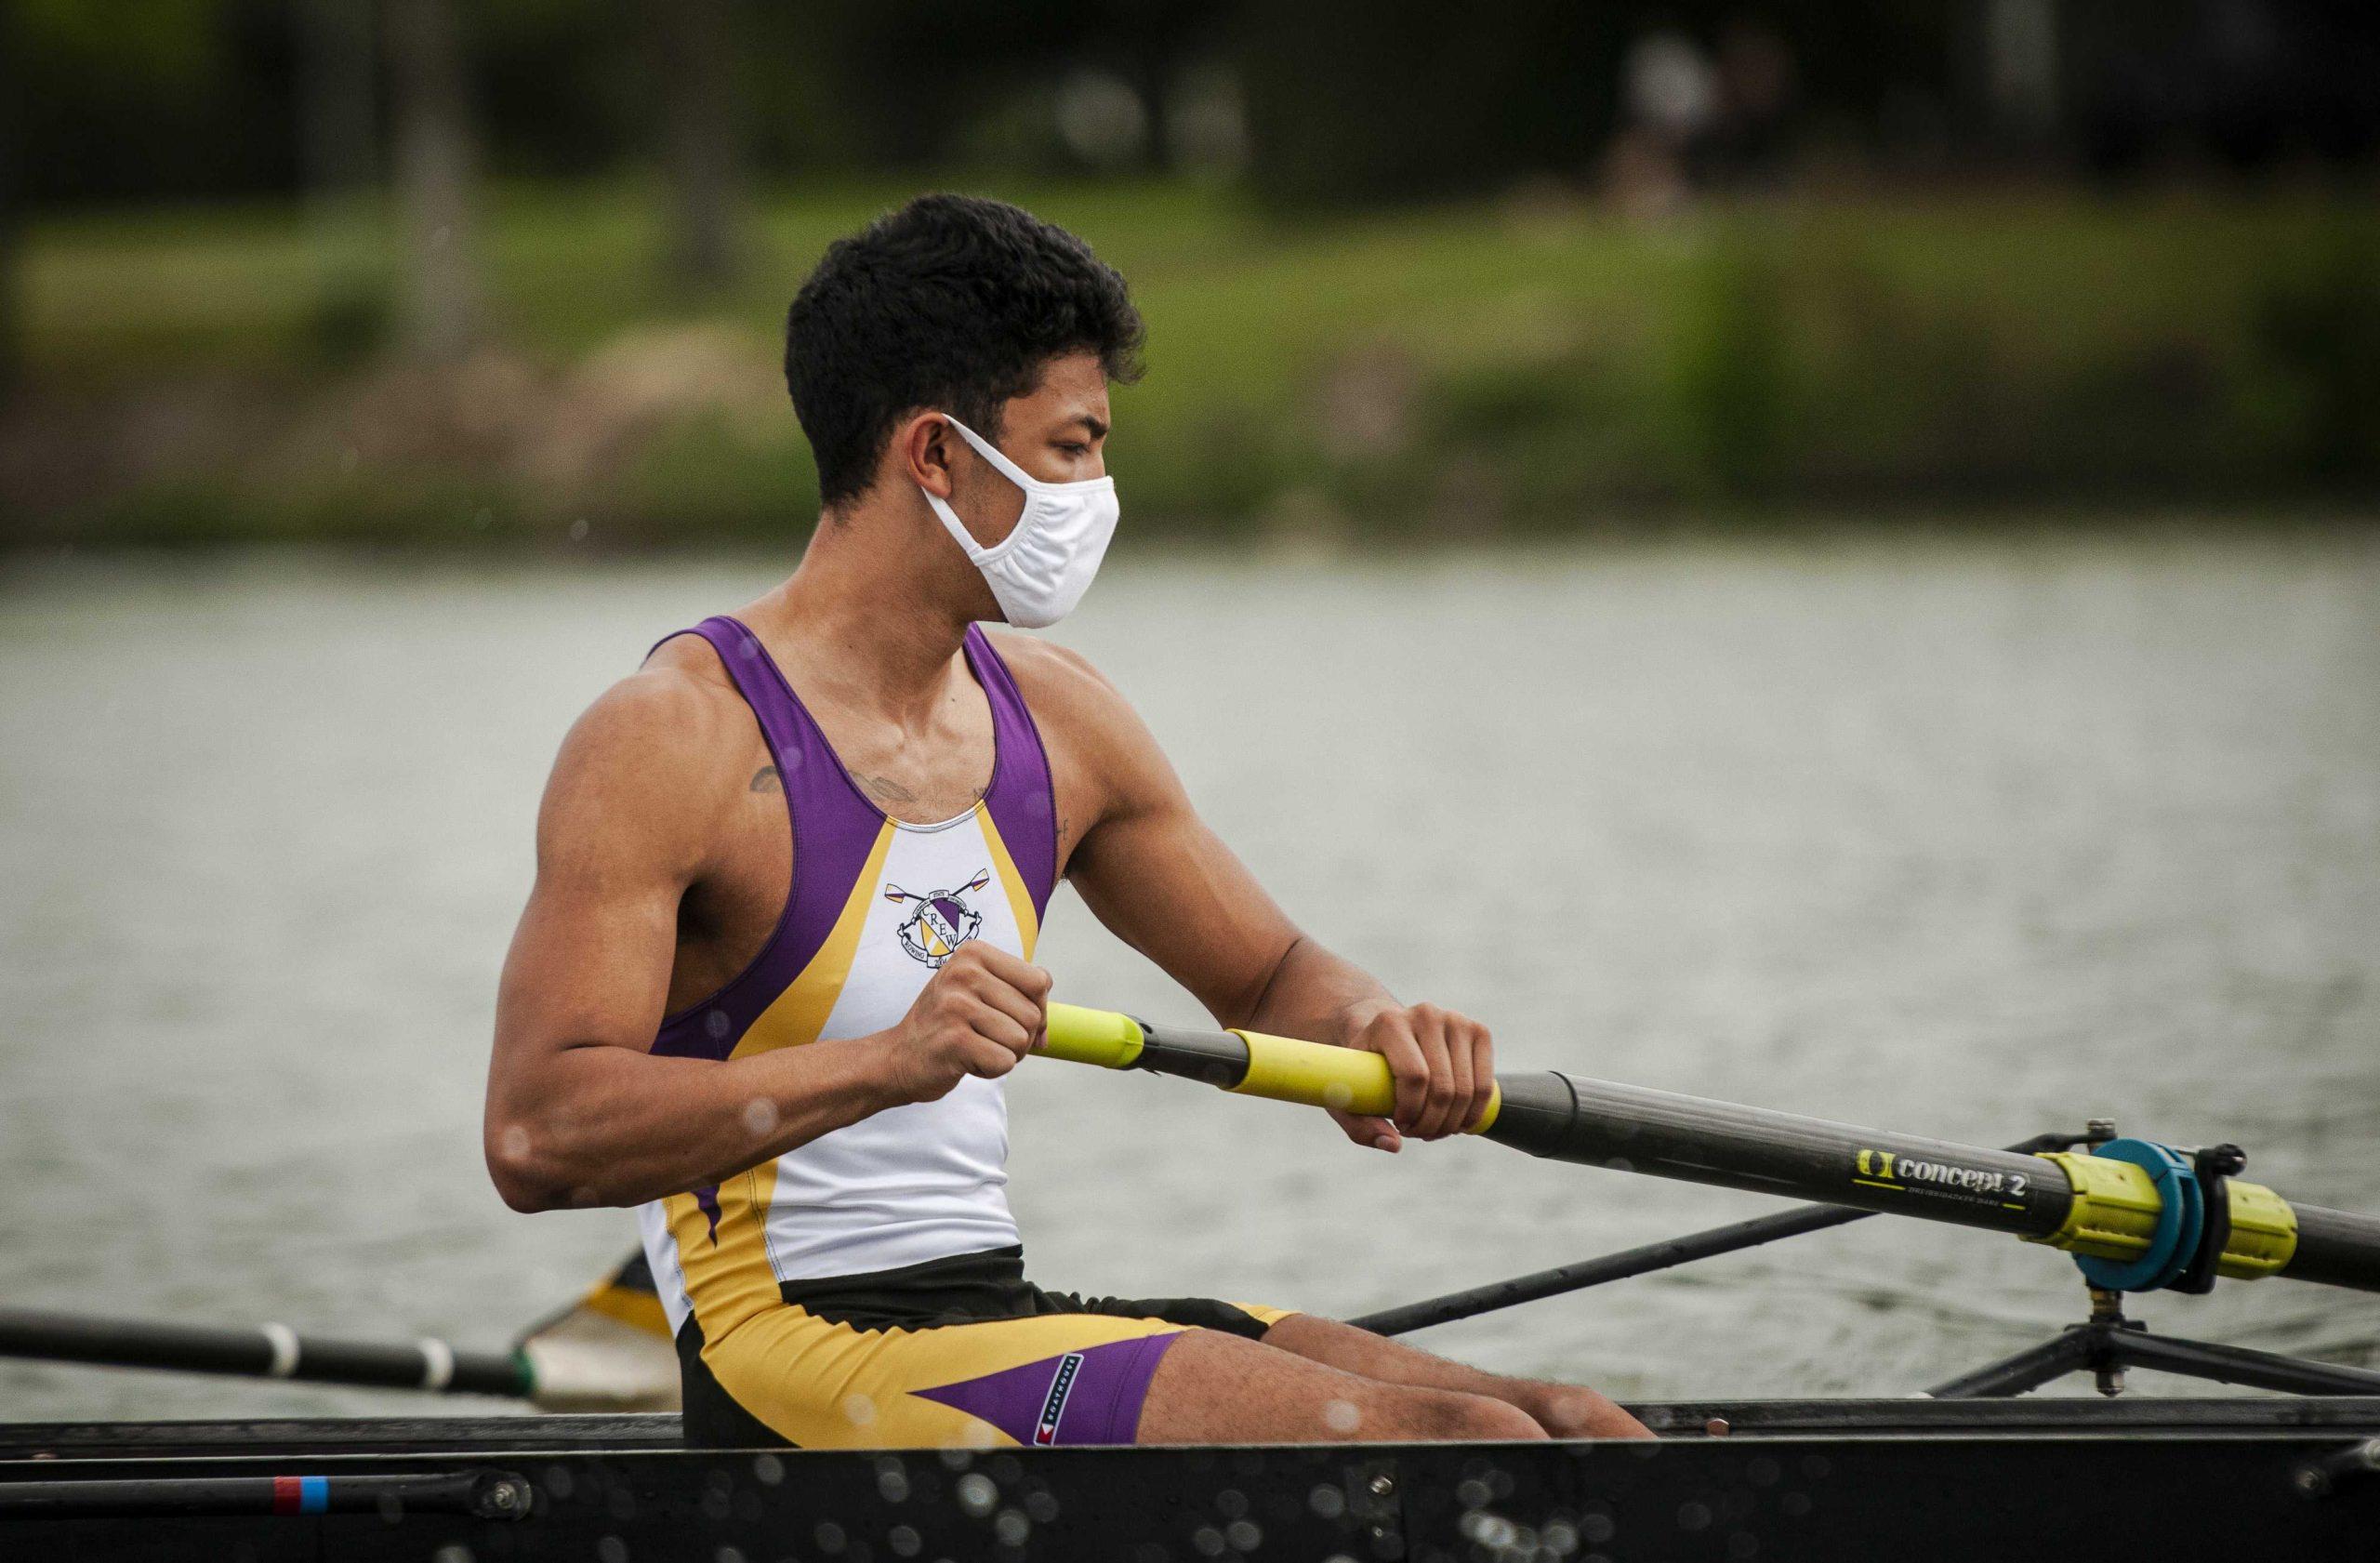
[487,1033,906,1212]
[1232,934,1397,1047]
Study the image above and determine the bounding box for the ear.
[897,413,959,501]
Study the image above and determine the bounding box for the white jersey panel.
[759,810,1023,1282]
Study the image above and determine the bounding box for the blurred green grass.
[14,180,2379,547]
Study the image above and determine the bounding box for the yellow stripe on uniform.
[977,803,1041,961]
[734,823,897,1058]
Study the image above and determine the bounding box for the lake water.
[3,530,2377,1423]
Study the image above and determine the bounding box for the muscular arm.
[1012,641,1494,1147]
[485,670,1044,1212]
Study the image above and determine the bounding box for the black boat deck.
[7,1400,2379,1561]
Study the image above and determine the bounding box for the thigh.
[1137,1326,1543,1445]
[702,1302,1186,1450]
[1259,1312,1534,1397]
[1259,1314,1649,1439]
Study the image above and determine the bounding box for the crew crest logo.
[884,871,992,968]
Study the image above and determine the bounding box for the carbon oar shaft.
[1039,1003,2380,1295]
[0,1307,533,1398]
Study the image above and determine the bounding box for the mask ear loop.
[938,415,1043,494]
[920,414,1030,567]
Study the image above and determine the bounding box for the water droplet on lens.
[957,1473,998,1517]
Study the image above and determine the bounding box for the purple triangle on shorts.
[912,1332,1179,1447]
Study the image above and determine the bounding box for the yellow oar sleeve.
[1229,1028,1502,1133]
[1039,1002,1145,1068]
[1039,1004,1501,1133]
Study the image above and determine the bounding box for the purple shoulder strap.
[963,626,1061,920]
[647,616,883,1061]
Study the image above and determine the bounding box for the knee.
[1426,1392,1549,1443]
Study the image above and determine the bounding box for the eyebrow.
[1065,413,1109,439]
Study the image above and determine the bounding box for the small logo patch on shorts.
[1035,1353,1085,1445]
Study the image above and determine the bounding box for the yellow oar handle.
[1041,1002,1501,1133]
[1039,1002,1146,1068]
[1229,1027,1399,1116]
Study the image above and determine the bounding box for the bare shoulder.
[982,630,1133,728]
[539,645,756,861]
[983,630,1181,806]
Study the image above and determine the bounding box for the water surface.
[3,531,2376,1420]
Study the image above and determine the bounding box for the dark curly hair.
[785,194,1145,509]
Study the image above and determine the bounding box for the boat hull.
[7,1400,2379,1561]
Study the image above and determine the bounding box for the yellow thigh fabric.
[1224,1302,1299,1329]
[703,1303,1192,1450]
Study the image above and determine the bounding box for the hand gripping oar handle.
[1041,1002,1500,1129]
[1038,1003,2380,1295]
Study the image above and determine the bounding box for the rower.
[484,195,1648,1450]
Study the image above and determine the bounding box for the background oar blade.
[514,1250,681,1412]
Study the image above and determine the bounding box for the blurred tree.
[0,1,18,400]
[1233,0,1613,205]
[294,0,377,202]
[385,0,483,358]
[651,0,744,288]
[16,0,289,203]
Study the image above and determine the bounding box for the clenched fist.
[883,942,1053,1105]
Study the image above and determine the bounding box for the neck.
[745,498,983,713]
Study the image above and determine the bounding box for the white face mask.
[919,414,1118,629]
